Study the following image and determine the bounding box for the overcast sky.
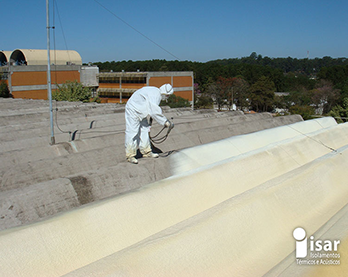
[2,0,347,63]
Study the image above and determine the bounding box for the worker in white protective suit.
[125,84,174,164]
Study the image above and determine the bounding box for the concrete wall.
[79,66,99,87]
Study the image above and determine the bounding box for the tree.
[194,83,213,109]
[206,82,223,110]
[194,94,214,109]
[216,76,235,110]
[160,94,191,108]
[205,76,235,110]
[289,105,315,120]
[329,98,348,123]
[53,80,92,102]
[204,76,252,111]
[0,81,10,98]
[318,65,348,85]
[311,80,340,114]
[249,76,276,112]
[283,72,316,92]
[284,88,312,108]
[335,78,348,104]
[230,77,249,111]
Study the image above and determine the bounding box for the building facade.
[0,49,194,104]
[98,71,194,103]
[0,49,85,99]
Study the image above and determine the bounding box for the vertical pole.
[232,87,234,111]
[119,75,122,103]
[47,0,55,145]
[191,72,194,110]
[8,61,12,96]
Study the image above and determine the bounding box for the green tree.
[318,65,348,85]
[194,93,213,109]
[289,105,315,120]
[194,83,213,109]
[53,80,92,102]
[283,89,312,111]
[0,81,10,98]
[283,72,315,92]
[329,98,348,123]
[333,77,348,105]
[249,76,276,112]
[160,94,191,108]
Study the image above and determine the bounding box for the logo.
[293,227,308,258]
[293,227,341,265]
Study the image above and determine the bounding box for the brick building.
[98,71,194,103]
[0,49,194,104]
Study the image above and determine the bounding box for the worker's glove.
[164,120,174,130]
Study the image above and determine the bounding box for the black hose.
[150,126,173,144]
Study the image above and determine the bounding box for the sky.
[1,0,348,63]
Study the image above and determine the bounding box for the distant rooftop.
[0,49,82,66]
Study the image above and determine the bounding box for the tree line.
[92,53,348,120]
[2,53,348,121]
[92,52,348,90]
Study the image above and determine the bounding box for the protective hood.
[159,84,174,95]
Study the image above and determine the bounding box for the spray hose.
[149,117,174,144]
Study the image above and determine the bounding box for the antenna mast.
[46,0,55,145]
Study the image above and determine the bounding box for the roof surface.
[10,49,82,65]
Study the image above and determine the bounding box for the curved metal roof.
[0,51,12,65]
[10,49,82,66]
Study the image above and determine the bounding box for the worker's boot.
[127,156,138,164]
[142,152,159,158]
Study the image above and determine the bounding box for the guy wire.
[93,0,180,60]
[287,125,337,152]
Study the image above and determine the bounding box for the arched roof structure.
[10,49,82,66]
[0,51,12,65]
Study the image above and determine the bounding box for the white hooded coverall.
[125,84,173,159]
